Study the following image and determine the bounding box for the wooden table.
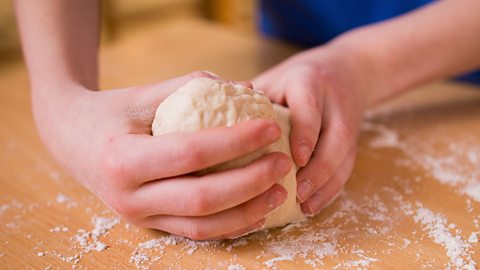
[1,18,479,269]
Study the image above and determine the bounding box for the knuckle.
[314,160,335,188]
[175,138,205,168]
[263,156,280,178]
[240,203,259,226]
[107,195,141,221]
[246,155,277,186]
[333,121,354,142]
[247,121,266,138]
[183,222,206,240]
[315,65,334,85]
[294,63,317,78]
[302,90,320,109]
[190,71,212,79]
[100,137,130,185]
[188,191,211,216]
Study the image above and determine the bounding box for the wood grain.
[0,18,479,269]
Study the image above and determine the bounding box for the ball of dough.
[152,77,305,232]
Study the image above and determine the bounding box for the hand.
[253,43,373,216]
[33,71,292,240]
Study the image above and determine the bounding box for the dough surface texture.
[152,77,305,231]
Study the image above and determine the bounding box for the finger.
[252,60,290,91]
[301,147,356,216]
[252,76,285,105]
[231,80,253,89]
[295,113,354,203]
[286,67,324,167]
[133,152,291,217]
[104,119,282,186]
[252,64,289,105]
[142,184,287,240]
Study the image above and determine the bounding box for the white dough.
[152,77,305,232]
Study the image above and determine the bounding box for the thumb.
[121,71,220,127]
[137,71,221,109]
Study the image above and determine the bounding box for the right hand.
[34,71,292,240]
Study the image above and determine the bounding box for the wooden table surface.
[1,18,479,270]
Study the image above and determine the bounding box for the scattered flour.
[122,181,478,270]
[227,264,246,270]
[336,258,379,270]
[225,239,248,252]
[56,194,69,204]
[0,204,10,214]
[129,235,219,269]
[362,122,402,148]
[49,226,69,233]
[72,216,120,252]
[403,239,412,248]
[363,121,480,203]
[263,255,293,268]
[414,207,476,270]
[55,193,78,208]
[468,232,478,244]
[464,183,480,203]
[11,121,478,270]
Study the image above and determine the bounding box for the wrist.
[31,82,91,149]
[327,29,395,107]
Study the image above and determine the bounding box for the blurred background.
[0,0,257,68]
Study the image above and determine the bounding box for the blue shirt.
[259,0,480,84]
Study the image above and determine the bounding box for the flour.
[72,216,120,252]
[225,239,248,252]
[227,264,246,270]
[34,215,121,268]
[49,226,69,233]
[19,120,479,269]
[363,121,480,203]
[263,255,293,268]
[464,182,480,203]
[414,207,476,269]
[0,204,10,214]
[336,257,379,270]
[129,235,220,269]
[468,233,478,243]
[55,193,78,208]
[0,200,23,215]
[362,122,402,148]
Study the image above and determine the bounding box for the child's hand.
[34,72,291,240]
[254,44,373,216]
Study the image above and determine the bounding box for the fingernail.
[227,219,265,239]
[297,179,312,202]
[274,157,291,178]
[243,219,265,233]
[301,193,321,217]
[202,70,220,78]
[298,143,311,165]
[267,188,286,209]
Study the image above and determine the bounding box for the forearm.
[14,0,100,94]
[331,0,480,105]
[14,0,100,156]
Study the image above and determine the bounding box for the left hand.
[253,43,374,216]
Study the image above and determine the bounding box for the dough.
[152,77,305,231]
